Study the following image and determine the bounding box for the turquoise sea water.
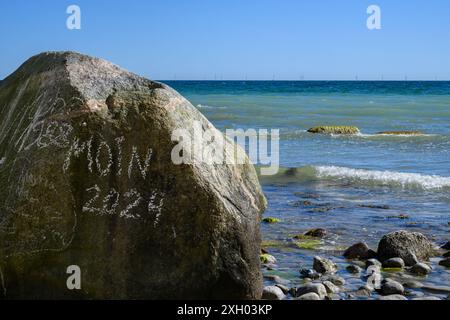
[164,81,450,299]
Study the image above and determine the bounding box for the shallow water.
[164,81,450,299]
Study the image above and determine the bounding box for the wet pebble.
[382,257,405,269]
[380,279,405,295]
[313,256,337,274]
[262,286,285,300]
[323,281,340,294]
[296,283,327,299]
[296,292,321,300]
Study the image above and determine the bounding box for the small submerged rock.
[262,286,285,300]
[358,204,390,210]
[304,228,327,238]
[307,126,360,135]
[313,256,338,274]
[344,242,376,260]
[441,241,450,250]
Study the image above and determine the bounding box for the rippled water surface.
[164,81,450,299]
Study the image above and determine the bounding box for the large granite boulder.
[0,52,267,299]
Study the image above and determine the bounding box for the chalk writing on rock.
[82,185,164,220]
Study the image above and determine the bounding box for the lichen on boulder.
[0,52,267,299]
[307,126,360,135]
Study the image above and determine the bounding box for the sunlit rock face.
[0,52,266,299]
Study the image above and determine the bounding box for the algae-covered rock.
[262,217,280,224]
[307,126,360,135]
[0,52,267,299]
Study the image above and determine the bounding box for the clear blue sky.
[1,0,449,80]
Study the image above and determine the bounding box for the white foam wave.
[314,165,450,189]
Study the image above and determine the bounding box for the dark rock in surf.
[343,242,376,260]
[377,231,434,266]
[0,52,266,299]
[304,228,327,238]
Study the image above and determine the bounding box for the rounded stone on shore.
[262,286,285,300]
[313,256,337,274]
[275,284,290,294]
[296,283,327,299]
[343,242,375,260]
[410,262,432,275]
[382,257,405,269]
[324,275,346,286]
[297,292,321,300]
[366,258,382,268]
[380,279,405,295]
[323,281,340,294]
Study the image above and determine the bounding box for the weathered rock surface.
[377,231,434,266]
[0,52,267,299]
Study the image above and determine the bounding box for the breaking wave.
[260,165,450,190]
